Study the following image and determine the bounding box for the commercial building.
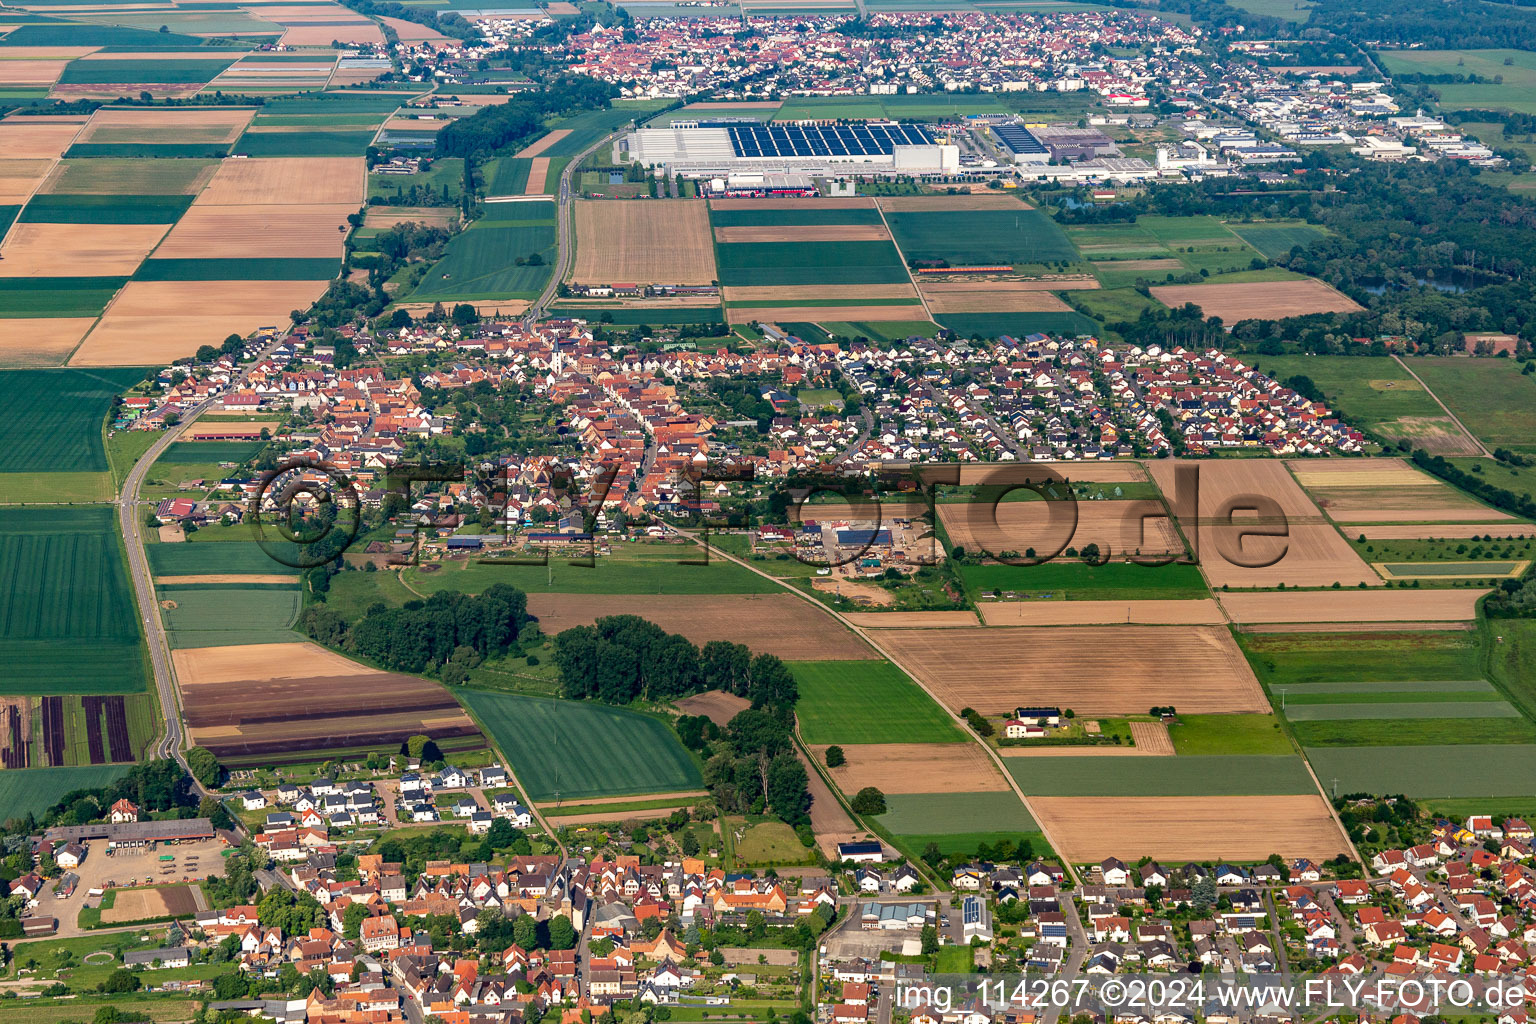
[623,121,959,180]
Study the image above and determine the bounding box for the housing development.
[6,0,1536,1024]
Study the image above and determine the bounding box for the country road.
[529,127,633,321]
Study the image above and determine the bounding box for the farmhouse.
[124,947,191,970]
[837,841,885,864]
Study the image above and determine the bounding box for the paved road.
[529,128,630,321]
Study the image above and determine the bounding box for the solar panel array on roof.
[992,123,1049,156]
[727,122,934,158]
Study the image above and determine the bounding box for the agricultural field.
[713,227,911,288]
[881,204,1077,267]
[401,541,779,595]
[1240,630,1486,686]
[1303,744,1536,797]
[975,598,1223,625]
[147,541,302,578]
[572,200,716,286]
[460,689,701,801]
[1229,221,1330,259]
[939,498,1183,563]
[1150,278,1363,321]
[1031,794,1346,862]
[1377,50,1536,114]
[1249,354,1476,454]
[1004,753,1318,796]
[959,561,1210,602]
[790,659,962,744]
[159,584,302,649]
[1289,458,1506,522]
[526,593,872,660]
[0,506,145,695]
[175,642,484,764]
[0,764,131,824]
[8,693,155,768]
[816,742,1013,794]
[1411,357,1536,454]
[1217,588,1487,625]
[875,624,1269,716]
[410,208,557,301]
[0,369,145,495]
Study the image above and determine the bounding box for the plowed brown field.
[1032,795,1348,862]
[1218,588,1487,624]
[1150,279,1363,320]
[875,625,1269,715]
[526,592,872,660]
[975,599,1223,626]
[811,743,1012,793]
[937,499,1183,561]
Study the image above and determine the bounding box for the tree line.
[301,585,532,674]
[436,76,618,159]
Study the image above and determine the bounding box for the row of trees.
[436,76,618,159]
[300,585,533,674]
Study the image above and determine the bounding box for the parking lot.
[42,837,224,938]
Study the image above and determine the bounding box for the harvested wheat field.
[975,599,1224,626]
[0,159,55,202]
[0,222,167,277]
[526,593,872,660]
[1358,523,1533,540]
[788,497,930,523]
[1000,720,1173,757]
[1289,458,1505,523]
[713,224,891,243]
[197,156,363,205]
[0,61,68,86]
[572,200,716,286]
[155,575,296,585]
[921,286,1070,314]
[152,203,353,259]
[877,194,1028,211]
[949,461,1147,485]
[0,47,101,59]
[1218,588,1487,624]
[364,206,458,229]
[524,157,550,194]
[280,23,384,45]
[1147,459,1377,588]
[0,318,96,367]
[101,885,199,924]
[1150,279,1362,320]
[812,743,1013,794]
[876,625,1269,716]
[1033,795,1348,862]
[380,15,450,41]
[710,197,873,211]
[723,284,916,302]
[0,119,81,158]
[175,641,480,759]
[186,421,279,439]
[674,690,749,727]
[730,305,925,324]
[71,280,327,365]
[76,107,253,145]
[515,129,570,158]
[843,611,980,628]
[937,499,1183,561]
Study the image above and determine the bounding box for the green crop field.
[550,306,726,326]
[710,207,885,228]
[1168,714,1293,755]
[0,368,145,477]
[1137,215,1240,244]
[1246,354,1445,435]
[819,320,941,342]
[1281,681,1499,701]
[1239,630,1485,685]
[146,540,301,576]
[43,158,218,195]
[0,507,144,694]
[1304,744,1536,797]
[0,23,206,46]
[1294,716,1536,746]
[401,542,777,595]
[1379,50,1536,113]
[264,93,414,115]
[715,240,911,287]
[161,586,301,648]
[19,193,194,224]
[486,157,531,195]
[156,440,267,465]
[1412,357,1536,452]
[1229,222,1329,259]
[1069,287,1165,324]
[410,222,556,300]
[0,277,125,317]
[960,561,1207,600]
[936,311,1100,339]
[0,765,132,824]
[1005,754,1318,796]
[1224,0,1312,18]
[460,689,701,800]
[65,142,233,160]
[233,130,378,158]
[57,58,234,85]
[136,257,340,281]
[533,101,674,158]
[790,659,961,744]
[896,830,1053,859]
[884,207,1077,266]
[877,791,1036,834]
[1285,700,1521,720]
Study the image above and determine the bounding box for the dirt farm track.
[874,625,1270,715]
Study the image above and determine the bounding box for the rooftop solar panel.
[993,124,1048,156]
[725,121,935,159]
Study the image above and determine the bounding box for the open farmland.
[0,367,144,479]
[937,499,1183,562]
[918,280,1083,314]
[1303,744,1536,797]
[875,625,1269,715]
[411,210,557,301]
[975,598,1224,625]
[1217,589,1486,625]
[815,742,1013,794]
[150,204,354,260]
[1147,459,1378,588]
[1005,753,1318,795]
[460,689,701,801]
[0,765,130,824]
[42,158,219,195]
[1411,357,1536,453]
[147,541,301,577]
[0,222,167,276]
[1288,458,1505,522]
[876,791,1036,836]
[174,642,482,763]
[790,659,961,744]
[74,107,253,147]
[195,157,364,206]
[0,118,82,159]
[402,542,778,595]
[1031,795,1347,861]
[526,593,871,660]
[572,200,716,286]
[1229,221,1330,258]
[160,585,301,648]
[881,205,1077,266]
[1241,629,1486,685]
[1150,279,1363,320]
[0,506,145,695]
[713,233,911,288]
[0,317,96,367]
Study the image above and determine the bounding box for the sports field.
[460,689,702,801]
[0,506,145,694]
[789,659,962,744]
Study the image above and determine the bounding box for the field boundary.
[1392,353,1489,457]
